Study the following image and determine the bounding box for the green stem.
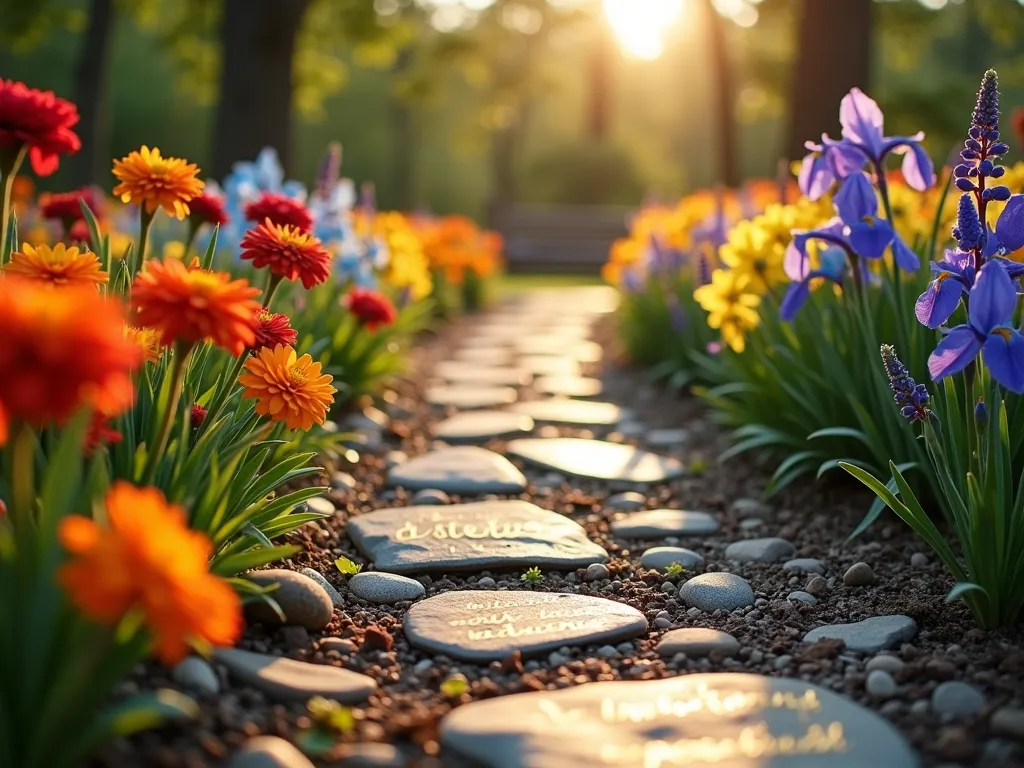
[0,145,28,266]
[142,343,192,484]
[183,219,201,258]
[134,209,155,275]
[10,422,36,538]
[263,273,284,310]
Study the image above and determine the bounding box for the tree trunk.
[390,49,415,211]
[785,0,873,160]
[586,26,614,141]
[71,0,115,187]
[211,0,311,179]
[704,0,739,186]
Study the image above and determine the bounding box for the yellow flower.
[4,242,107,287]
[718,217,787,295]
[125,325,164,364]
[162,240,187,261]
[374,212,433,301]
[239,344,336,431]
[112,146,204,220]
[694,269,761,353]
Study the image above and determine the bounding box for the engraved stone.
[506,438,685,484]
[440,673,918,768]
[347,500,608,574]
[404,590,646,662]
[434,411,535,444]
[387,447,527,495]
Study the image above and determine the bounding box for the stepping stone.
[388,447,527,495]
[506,438,685,485]
[227,736,314,768]
[678,573,754,612]
[434,411,535,444]
[508,399,621,426]
[640,546,703,571]
[452,348,512,366]
[611,509,719,538]
[440,673,918,768]
[346,500,608,574]
[803,615,918,653]
[655,628,739,657]
[515,337,603,363]
[425,385,517,410]
[433,362,531,388]
[404,590,647,662]
[348,572,425,604]
[606,491,646,511]
[533,375,603,398]
[517,356,581,377]
[724,537,796,563]
[215,649,377,703]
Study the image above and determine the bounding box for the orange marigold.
[239,344,336,431]
[112,146,204,220]
[239,219,331,289]
[0,278,140,428]
[5,242,107,287]
[58,482,242,664]
[125,325,163,364]
[131,259,261,355]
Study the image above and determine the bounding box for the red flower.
[1011,106,1024,150]
[344,288,397,331]
[69,219,92,245]
[252,310,298,351]
[40,187,99,226]
[243,192,312,233]
[84,412,122,456]
[189,192,230,227]
[239,219,331,290]
[190,404,207,429]
[0,79,81,176]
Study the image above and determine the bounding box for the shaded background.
[2,0,1024,222]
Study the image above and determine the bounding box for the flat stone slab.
[656,628,740,657]
[440,673,918,768]
[433,362,531,388]
[425,385,517,410]
[452,348,513,366]
[347,500,608,574]
[434,411,535,444]
[678,573,755,612]
[611,509,719,538]
[725,538,796,563]
[517,356,581,377]
[388,447,527,495]
[404,590,647,662]
[506,438,685,485]
[533,375,603,398]
[215,649,377,703]
[515,337,603,363]
[507,399,621,426]
[803,616,918,653]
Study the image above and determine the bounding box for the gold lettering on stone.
[395,519,545,542]
[466,619,601,641]
[598,684,822,724]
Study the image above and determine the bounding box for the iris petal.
[928,325,982,380]
[983,329,1024,393]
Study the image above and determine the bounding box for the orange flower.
[239,344,336,430]
[125,325,164,364]
[0,278,140,429]
[5,242,108,287]
[112,146,204,220]
[58,482,242,664]
[239,219,331,289]
[131,259,261,355]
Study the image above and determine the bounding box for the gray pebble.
[320,638,358,655]
[774,655,792,670]
[783,558,825,575]
[723,538,795,563]
[244,570,335,630]
[730,498,771,518]
[654,617,672,629]
[748,650,763,663]
[305,496,336,516]
[331,471,357,490]
[299,568,344,608]
[787,591,817,605]
[606,492,646,511]
[411,488,451,506]
[348,572,425,604]
[991,708,1024,740]
[476,576,496,588]
[172,657,219,695]
[584,563,610,581]
[911,552,929,568]
[932,681,986,718]
[806,575,828,596]
[228,736,315,768]
[596,645,619,658]
[338,743,404,768]
[678,573,754,612]
[866,669,898,699]
[866,655,906,675]
[910,700,930,716]
[640,546,703,572]
[843,562,875,586]
[413,659,434,674]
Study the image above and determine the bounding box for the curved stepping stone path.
[404,590,647,662]
[803,615,918,653]
[425,384,517,410]
[347,500,608,574]
[507,398,621,425]
[440,673,918,768]
[656,628,740,657]
[507,438,685,484]
[215,649,377,703]
[387,446,526,495]
[434,411,535,444]
[515,337,603,363]
[517,355,581,377]
[433,362,531,387]
[678,572,755,611]
[611,509,719,538]
[453,347,512,366]
[533,374,603,398]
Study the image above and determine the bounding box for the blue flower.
[953,70,1012,202]
[928,260,1024,392]
[915,249,976,328]
[780,244,847,321]
[880,344,931,423]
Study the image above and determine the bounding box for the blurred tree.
[703,0,739,186]
[73,0,114,186]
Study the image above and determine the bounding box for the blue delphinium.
[881,344,932,422]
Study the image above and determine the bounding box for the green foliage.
[521,566,543,583]
[527,141,646,207]
[664,562,686,577]
[843,369,1024,629]
[440,673,469,698]
[296,696,356,758]
[334,555,363,576]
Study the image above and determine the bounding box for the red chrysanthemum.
[343,288,397,331]
[190,404,207,429]
[84,411,123,456]
[189,192,230,227]
[0,79,81,176]
[39,187,99,226]
[243,192,312,233]
[239,218,331,290]
[252,309,298,351]
[69,219,92,245]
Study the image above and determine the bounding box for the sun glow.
[603,0,685,60]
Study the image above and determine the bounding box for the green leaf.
[212,545,301,577]
[335,556,363,575]
[947,582,988,602]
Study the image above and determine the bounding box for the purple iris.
[833,172,919,270]
[780,244,848,321]
[799,88,935,201]
[927,260,1024,392]
[915,249,976,328]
